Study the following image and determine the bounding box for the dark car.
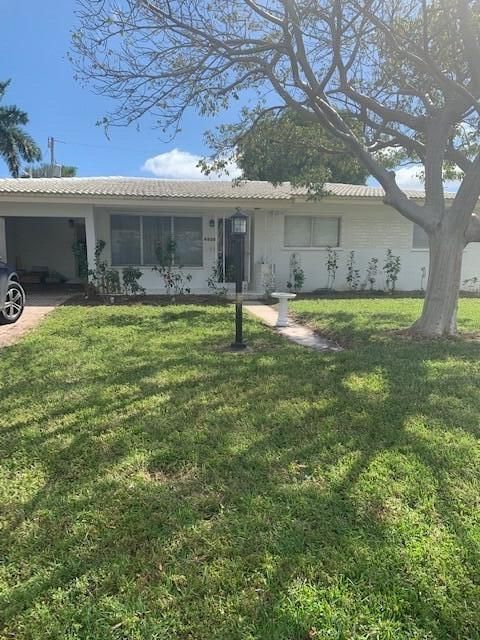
[0,261,25,325]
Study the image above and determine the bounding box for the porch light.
[231,208,248,236]
[230,208,248,351]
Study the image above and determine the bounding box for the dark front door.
[217,217,246,282]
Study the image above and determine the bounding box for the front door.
[217,217,248,282]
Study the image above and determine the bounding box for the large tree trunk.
[410,232,466,337]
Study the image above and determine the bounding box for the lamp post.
[230,208,248,350]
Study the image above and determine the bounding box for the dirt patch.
[63,293,231,307]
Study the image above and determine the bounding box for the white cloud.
[394,165,461,193]
[394,165,425,190]
[370,164,461,193]
[141,148,240,180]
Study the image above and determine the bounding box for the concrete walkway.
[0,292,71,348]
[245,303,342,352]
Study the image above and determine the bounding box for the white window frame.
[110,213,204,268]
[283,215,342,249]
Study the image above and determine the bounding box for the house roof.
[0,176,449,201]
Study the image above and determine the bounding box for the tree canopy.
[0,80,41,178]
[236,109,369,187]
[73,0,480,336]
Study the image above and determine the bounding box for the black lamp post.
[230,208,248,350]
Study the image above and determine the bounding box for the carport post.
[84,211,96,275]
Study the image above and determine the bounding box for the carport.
[0,189,97,294]
[3,216,86,286]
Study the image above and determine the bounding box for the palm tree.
[0,80,41,177]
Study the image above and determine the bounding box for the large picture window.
[284,215,340,248]
[111,214,203,267]
[413,223,429,249]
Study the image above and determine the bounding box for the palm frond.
[0,105,29,127]
[0,80,41,177]
[0,79,11,102]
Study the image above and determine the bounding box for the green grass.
[291,296,480,346]
[1,300,480,639]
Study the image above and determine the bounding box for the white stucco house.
[0,176,478,294]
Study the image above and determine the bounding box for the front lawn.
[1,300,480,639]
[291,296,480,346]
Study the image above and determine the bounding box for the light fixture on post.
[230,208,248,350]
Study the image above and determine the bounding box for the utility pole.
[47,136,55,167]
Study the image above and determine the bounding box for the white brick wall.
[252,201,480,292]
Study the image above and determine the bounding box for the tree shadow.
[2,303,480,638]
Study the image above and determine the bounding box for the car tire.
[0,282,26,325]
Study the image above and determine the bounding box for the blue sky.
[0,1,242,179]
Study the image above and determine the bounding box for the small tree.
[207,259,228,296]
[346,251,361,291]
[89,239,121,298]
[326,248,339,290]
[383,250,401,293]
[462,276,480,293]
[366,258,379,291]
[122,266,146,296]
[152,237,192,300]
[287,253,305,293]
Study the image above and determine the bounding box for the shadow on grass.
[1,303,480,638]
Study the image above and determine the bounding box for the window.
[284,216,311,247]
[143,216,171,264]
[174,217,203,267]
[111,214,203,267]
[284,215,340,248]
[111,215,141,265]
[413,223,429,249]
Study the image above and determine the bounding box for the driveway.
[0,291,72,348]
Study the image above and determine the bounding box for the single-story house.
[0,176,478,294]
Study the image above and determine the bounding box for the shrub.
[366,257,379,290]
[346,251,360,290]
[287,253,305,293]
[88,240,121,298]
[122,266,146,296]
[207,260,228,296]
[462,276,480,293]
[326,247,339,290]
[152,237,192,299]
[383,249,401,292]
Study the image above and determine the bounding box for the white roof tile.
[0,176,452,201]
